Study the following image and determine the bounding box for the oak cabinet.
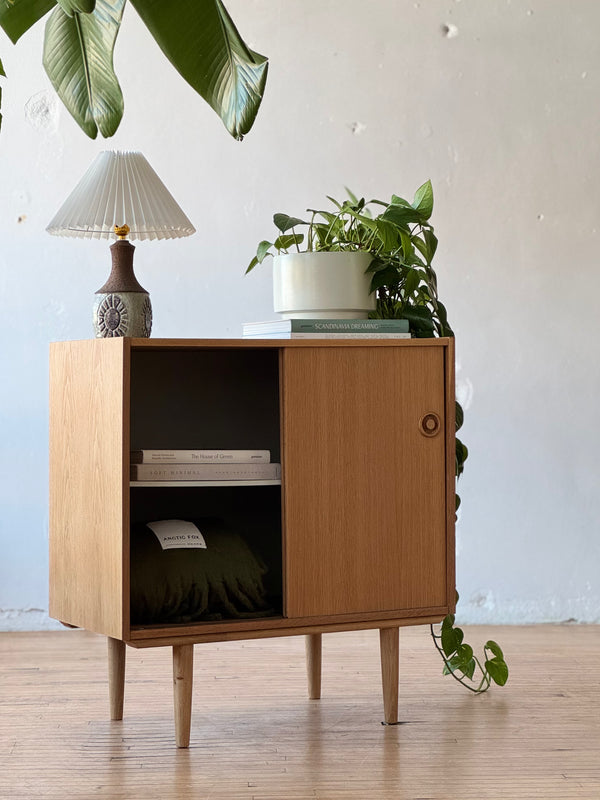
[49,337,455,745]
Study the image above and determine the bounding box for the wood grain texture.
[126,614,446,648]
[305,633,322,699]
[129,337,450,350]
[107,637,126,720]
[281,345,448,618]
[1,626,598,799]
[379,627,399,723]
[49,339,130,639]
[172,644,194,748]
[128,607,448,643]
[445,337,457,611]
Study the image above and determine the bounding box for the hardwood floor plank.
[1,626,599,799]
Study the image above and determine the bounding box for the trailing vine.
[368,181,509,692]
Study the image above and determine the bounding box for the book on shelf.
[242,318,410,336]
[243,331,411,339]
[130,449,271,464]
[130,462,281,482]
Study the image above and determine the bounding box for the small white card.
[146,519,207,550]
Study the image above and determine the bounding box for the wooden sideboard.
[49,337,455,746]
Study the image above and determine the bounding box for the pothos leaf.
[273,214,307,233]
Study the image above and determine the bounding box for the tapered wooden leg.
[379,627,399,724]
[107,637,125,721]
[305,633,322,699]
[173,644,194,748]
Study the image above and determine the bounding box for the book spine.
[130,449,271,464]
[290,320,409,332]
[243,332,412,339]
[130,462,281,481]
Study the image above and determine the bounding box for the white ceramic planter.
[273,251,375,319]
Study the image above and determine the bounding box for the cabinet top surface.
[51,337,453,351]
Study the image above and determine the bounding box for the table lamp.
[47,150,196,338]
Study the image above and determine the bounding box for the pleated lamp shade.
[46,150,196,241]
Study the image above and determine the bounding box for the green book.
[243,318,410,336]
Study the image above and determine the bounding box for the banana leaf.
[57,0,96,15]
[42,0,124,138]
[130,0,268,140]
[0,0,56,44]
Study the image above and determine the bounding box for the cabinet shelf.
[130,480,282,488]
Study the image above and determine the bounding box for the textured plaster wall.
[0,0,598,629]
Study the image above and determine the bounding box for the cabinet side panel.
[282,345,447,619]
[446,338,456,612]
[49,340,127,639]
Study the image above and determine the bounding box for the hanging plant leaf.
[57,0,96,16]
[0,0,56,44]
[42,0,125,138]
[130,0,268,140]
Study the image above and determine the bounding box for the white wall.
[0,0,598,629]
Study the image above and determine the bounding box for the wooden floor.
[0,625,598,799]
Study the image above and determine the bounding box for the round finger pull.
[420,412,441,437]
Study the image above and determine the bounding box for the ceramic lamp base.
[93,291,152,338]
[92,238,152,338]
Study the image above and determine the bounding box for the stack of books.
[242,318,411,339]
[130,449,281,482]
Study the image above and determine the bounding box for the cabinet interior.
[129,347,283,628]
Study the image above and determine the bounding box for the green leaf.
[441,625,458,657]
[485,640,504,660]
[273,213,307,233]
[130,0,268,140]
[413,235,430,262]
[412,179,434,219]
[369,266,402,293]
[455,401,464,432]
[441,613,455,630]
[424,228,438,260]
[0,0,56,45]
[485,657,509,686]
[400,306,436,332]
[463,657,477,680]
[403,268,422,298]
[273,233,304,251]
[374,218,399,251]
[456,643,474,664]
[57,0,95,15]
[256,240,273,261]
[344,187,359,205]
[0,58,5,78]
[398,228,415,260]
[245,255,259,274]
[390,194,412,207]
[43,0,125,138]
[381,204,424,227]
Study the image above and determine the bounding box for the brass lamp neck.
[114,224,130,240]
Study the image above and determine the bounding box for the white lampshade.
[46,150,196,241]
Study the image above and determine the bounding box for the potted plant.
[248,180,509,693]
[246,181,442,320]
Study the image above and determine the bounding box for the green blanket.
[130,518,272,625]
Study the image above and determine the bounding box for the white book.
[130,462,281,482]
[130,449,270,464]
